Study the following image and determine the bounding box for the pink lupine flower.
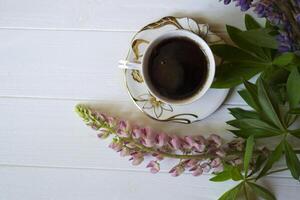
[213,164,224,173]
[170,136,183,150]
[107,116,117,127]
[116,120,130,137]
[152,153,164,161]
[189,165,203,176]
[169,165,185,177]
[130,152,144,165]
[210,158,221,168]
[132,126,144,139]
[142,127,156,147]
[193,136,206,152]
[146,160,160,174]
[215,149,226,158]
[156,132,169,147]
[200,163,211,173]
[228,139,244,151]
[97,127,110,139]
[208,134,222,147]
[93,112,106,122]
[120,147,131,157]
[185,159,199,168]
[109,141,123,152]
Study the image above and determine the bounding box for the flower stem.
[265,168,289,176]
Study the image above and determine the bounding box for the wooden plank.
[0,98,297,176]
[0,0,262,32]
[0,29,244,104]
[0,165,299,200]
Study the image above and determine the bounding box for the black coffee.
[148,37,208,100]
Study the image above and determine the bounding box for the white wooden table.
[0,1,299,199]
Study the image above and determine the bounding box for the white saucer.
[123,16,229,124]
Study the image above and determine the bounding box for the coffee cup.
[119,29,215,105]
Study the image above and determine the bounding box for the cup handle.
[118,60,141,70]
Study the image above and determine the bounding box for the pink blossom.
[130,152,144,165]
[97,127,110,139]
[200,163,211,173]
[169,165,185,177]
[215,150,226,158]
[208,134,222,147]
[146,160,160,174]
[142,127,157,147]
[170,136,183,150]
[116,120,130,137]
[185,136,205,152]
[120,147,130,157]
[213,164,224,173]
[156,132,169,147]
[210,158,221,168]
[184,159,199,168]
[109,141,123,152]
[107,116,117,127]
[152,153,164,161]
[189,165,203,176]
[132,126,144,139]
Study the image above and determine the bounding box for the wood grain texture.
[0,0,263,32]
[1,165,299,200]
[0,29,245,104]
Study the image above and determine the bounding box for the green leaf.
[218,183,242,200]
[231,167,243,181]
[212,63,264,88]
[244,135,255,176]
[273,53,296,66]
[256,141,284,180]
[211,44,265,62]
[284,141,300,180]
[226,25,269,61]
[245,14,262,30]
[290,129,300,139]
[228,108,260,119]
[210,170,232,182]
[242,80,261,112]
[248,182,276,200]
[289,107,300,114]
[250,154,267,176]
[238,90,259,112]
[287,67,300,109]
[237,29,278,49]
[257,78,284,130]
[230,128,281,139]
[227,119,281,133]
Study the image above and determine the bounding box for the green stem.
[243,183,249,200]
[266,168,289,176]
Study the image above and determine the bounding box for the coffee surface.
[148,37,208,100]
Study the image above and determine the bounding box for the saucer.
[123,16,229,124]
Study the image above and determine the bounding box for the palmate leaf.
[210,166,243,182]
[230,128,281,139]
[226,25,270,61]
[256,141,284,180]
[218,183,243,200]
[210,170,232,182]
[273,52,298,66]
[212,63,265,88]
[257,78,285,130]
[284,141,300,180]
[237,28,278,49]
[228,108,260,119]
[210,44,266,63]
[227,119,281,133]
[287,66,300,109]
[248,182,276,200]
[241,80,261,112]
[244,135,255,176]
[290,129,300,139]
[245,14,262,30]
